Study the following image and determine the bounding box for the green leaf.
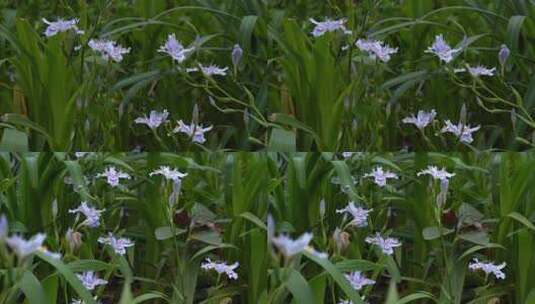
[335,259,384,272]
[190,243,237,261]
[42,275,58,304]
[381,70,428,90]
[422,226,454,240]
[279,268,317,304]
[239,15,258,52]
[132,292,167,304]
[0,128,28,151]
[189,230,222,245]
[112,70,160,92]
[508,211,535,232]
[396,292,436,304]
[331,160,363,201]
[458,231,489,246]
[1,114,53,145]
[154,226,186,240]
[523,74,535,110]
[270,113,321,144]
[20,270,49,304]
[506,15,525,53]
[67,259,112,273]
[458,243,505,261]
[63,160,93,201]
[269,128,296,152]
[238,212,267,230]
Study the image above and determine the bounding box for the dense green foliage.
[0,1,534,150]
[269,152,535,304]
[1,1,535,303]
[0,152,269,303]
[1,153,535,303]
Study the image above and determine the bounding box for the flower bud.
[66,228,83,251]
[168,180,182,207]
[333,228,350,252]
[459,103,467,125]
[436,178,449,208]
[52,199,58,219]
[231,44,243,67]
[319,199,326,218]
[267,214,274,241]
[243,108,249,127]
[511,108,517,130]
[498,44,510,66]
[0,215,7,241]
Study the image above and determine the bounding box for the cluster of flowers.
[69,163,236,301]
[42,18,245,145]
[0,160,240,303]
[133,109,213,144]
[92,164,189,188]
[66,195,133,303]
[43,16,509,147]
[361,164,456,188]
[401,109,481,144]
[269,160,506,303]
[310,18,507,71]
[42,18,129,63]
[42,19,239,72]
[310,18,512,145]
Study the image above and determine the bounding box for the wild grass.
[0,1,534,151]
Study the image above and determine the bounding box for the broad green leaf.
[270,113,321,144]
[396,292,436,304]
[0,128,28,151]
[508,211,535,232]
[154,226,187,240]
[279,268,316,304]
[239,15,258,52]
[20,270,49,304]
[67,259,112,273]
[42,275,58,304]
[458,243,505,261]
[269,128,296,152]
[335,259,384,272]
[238,212,267,230]
[112,70,160,91]
[506,15,525,53]
[422,226,454,240]
[63,160,93,201]
[132,292,167,304]
[458,231,489,246]
[190,243,238,261]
